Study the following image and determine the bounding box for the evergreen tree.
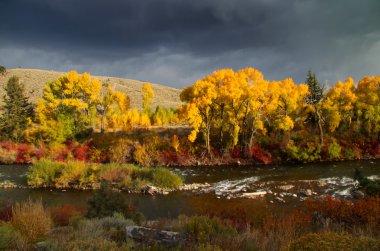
[305,70,325,145]
[0,76,34,141]
[0,65,6,75]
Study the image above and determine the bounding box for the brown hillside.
[0,68,182,109]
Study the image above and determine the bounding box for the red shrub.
[50,204,85,226]
[245,145,272,164]
[159,151,179,165]
[303,196,380,226]
[230,146,242,159]
[16,144,32,163]
[33,147,46,160]
[0,141,17,151]
[56,147,70,162]
[72,144,89,161]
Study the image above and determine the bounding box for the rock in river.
[126,226,182,246]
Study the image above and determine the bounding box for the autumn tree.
[355,76,380,143]
[142,83,154,114]
[0,76,34,142]
[322,78,357,133]
[268,79,308,134]
[98,83,130,132]
[180,80,217,154]
[29,71,101,142]
[237,68,268,149]
[305,70,325,145]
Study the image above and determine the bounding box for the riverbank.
[26,159,183,192]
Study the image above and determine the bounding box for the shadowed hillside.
[0,68,182,109]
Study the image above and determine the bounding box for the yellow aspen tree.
[355,76,380,142]
[30,71,101,142]
[322,78,357,133]
[180,80,217,154]
[142,83,154,113]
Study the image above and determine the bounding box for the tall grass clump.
[11,199,52,246]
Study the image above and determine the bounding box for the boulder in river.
[298,189,313,197]
[351,190,365,199]
[278,184,294,191]
[240,191,267,199]
[126,226,182,246]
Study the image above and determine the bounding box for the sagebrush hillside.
[0,68,182,109]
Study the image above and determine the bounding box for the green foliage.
[327,140,341,159]
[305,70,324,105]
[181,215,238,245]
[28,71,101,143]
[0,65,6,75]
[0,76,34,142]
[283,232,380,251]
[285,140,321,162]
[27,159,183,190]
[0,224,16,250]
[151,168,183,189]
[27,158,64,187]
[354,169,380,195]
[62,239,122,251]
[87,182,144,223]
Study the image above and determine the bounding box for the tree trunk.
[219,104,224,151]
[315,105,324,145]
[100,110,105,134]
[206,124,211,155]
[248,118,256,149]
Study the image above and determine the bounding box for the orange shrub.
[303,196,380,227]
[50,204,85,226]
[11,200,52,244]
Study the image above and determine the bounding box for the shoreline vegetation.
[26,159,183,192]
[0,67,379,169]
[0,192,379,250]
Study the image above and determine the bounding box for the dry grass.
[11,199,52,245]
[0,68,182,110]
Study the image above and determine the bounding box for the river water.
[0,160,379,219]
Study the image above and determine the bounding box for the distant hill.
[0,68,182,110]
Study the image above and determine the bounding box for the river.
[0,160,379,219]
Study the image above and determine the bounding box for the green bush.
[285,140,321,162]
[27,158,64,187]
[283,232,380,251]
[181,215,238,245]
[327,140,341,159]
[151,168,183,189]
[354,169,380,195]
[87,182,144,223]
[0,224,16,250]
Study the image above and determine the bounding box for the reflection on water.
[0,160,379,219]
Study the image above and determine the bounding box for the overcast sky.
[0,0,379,88]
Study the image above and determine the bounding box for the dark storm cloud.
[0,0,380,87]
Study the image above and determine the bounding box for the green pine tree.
[0,76,34,142]
[305,70,325,145]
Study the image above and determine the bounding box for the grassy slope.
[0,68,182,110]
